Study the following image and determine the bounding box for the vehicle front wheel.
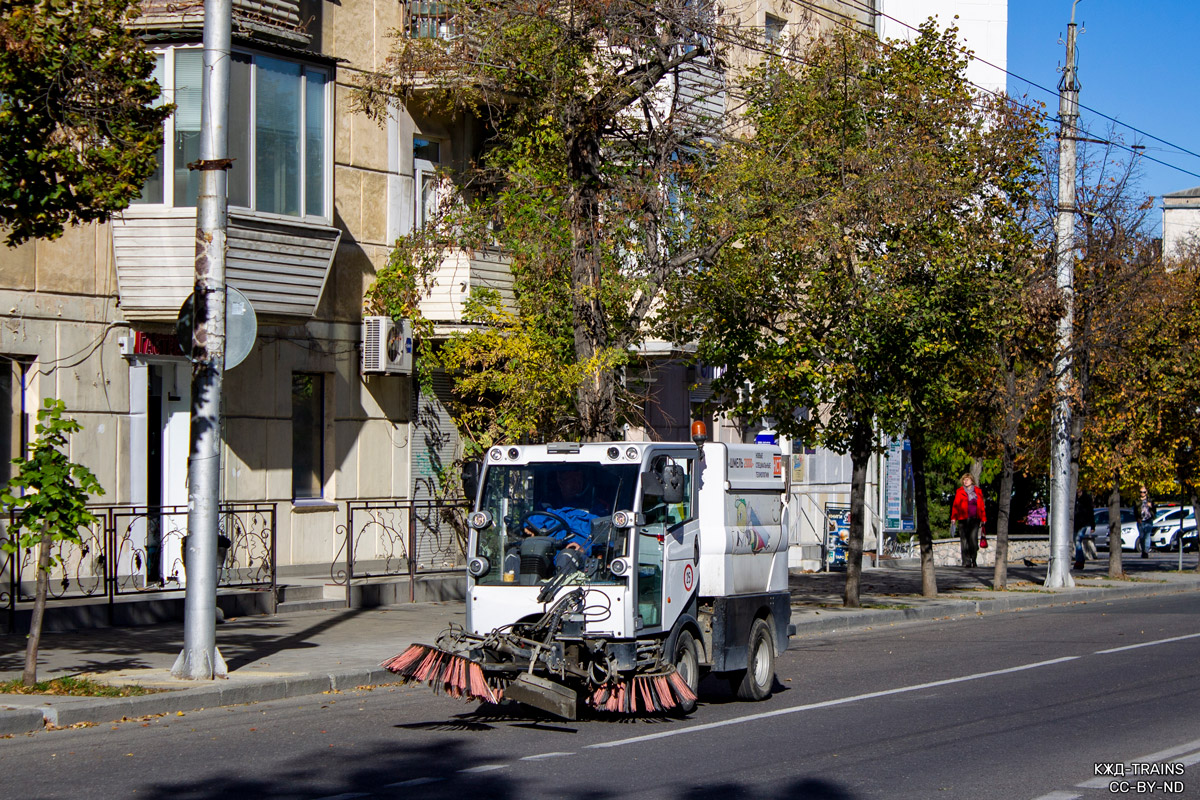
[671,630,700,715]
[731,618,775,701]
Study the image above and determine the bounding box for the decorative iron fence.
[334,498,468,606]
[3,503,276,633]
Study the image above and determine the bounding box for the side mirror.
[661,464,686,505]
[461,459,482,502]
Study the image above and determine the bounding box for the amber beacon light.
[691,420,708,446]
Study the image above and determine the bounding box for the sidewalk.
[2,556,1197,734]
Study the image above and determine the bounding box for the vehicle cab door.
[635,455,698,634]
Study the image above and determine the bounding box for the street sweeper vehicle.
[383,423,791,719]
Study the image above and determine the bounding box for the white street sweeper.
[383,422,791,719]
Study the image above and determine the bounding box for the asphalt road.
[4,593,1200,800]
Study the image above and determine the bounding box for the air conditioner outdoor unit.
[362,316,413,375]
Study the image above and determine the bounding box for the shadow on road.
[141,737,860,800]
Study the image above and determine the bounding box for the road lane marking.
[385,778,444,788]
[1030,792,1080,800]
[459,764,509,773]
[521,752,575,761]
[1094,631,1200,655]
[588,656,1080,749]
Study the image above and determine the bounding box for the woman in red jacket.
[951,473,986,568]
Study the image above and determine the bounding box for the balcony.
[418,247,515,332]
[134,0,311,46]
[111,208,342,321]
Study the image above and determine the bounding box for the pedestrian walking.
[1138,485,1156,558]
[952,473,986,568]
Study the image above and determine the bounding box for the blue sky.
[1006,0,1200,224]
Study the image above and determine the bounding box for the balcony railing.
[406,1,460,39]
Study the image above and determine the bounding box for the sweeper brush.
[586,670,697,714]
[382,643,503,704]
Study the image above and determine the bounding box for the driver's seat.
[519,537,556,584]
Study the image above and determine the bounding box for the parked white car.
[1093,507,1142,552]
[1152,506,1196,550]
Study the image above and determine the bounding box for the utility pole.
[1046,0,1082,589]
[172,0,232,679]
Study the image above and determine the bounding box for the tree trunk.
[567,132,617,442]
[843,416,873,608]
[993,441,1016,590]
[1068,409,1084,535]
[22,528,52,687]
[1107,477,1123,579]
[908,425,938,597]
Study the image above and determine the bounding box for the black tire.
[733,618,775,701]
[671,630,700,715]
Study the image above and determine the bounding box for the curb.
[0,707,45,735]
[786,578,1200,637]
[0,667,396,734]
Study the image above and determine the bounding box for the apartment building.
[0,0,1004,603]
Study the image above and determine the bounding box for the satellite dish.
[176,287,259,370]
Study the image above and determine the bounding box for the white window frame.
[413,136,445,230]
[136,45,332,224]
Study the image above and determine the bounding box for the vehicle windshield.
[473,462,639,586]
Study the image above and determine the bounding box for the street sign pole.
[172,0,232,680]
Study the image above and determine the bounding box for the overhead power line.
[825,0,1200,169]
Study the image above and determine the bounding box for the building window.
[291,373,325,499]
[134,46,330,221]
[765,14,786,45]
[413,136,444,229]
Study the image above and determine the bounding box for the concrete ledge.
[27,669,403,732]
[787,578,1200,637]
[0,707,45,735]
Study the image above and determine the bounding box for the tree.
[1,399,104,686]
[1123,240,1200,568]
[356,0,761,442]
[1059,143,1162,578]
[676,24,1043,605]
[0,0,170,246]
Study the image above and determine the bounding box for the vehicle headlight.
[468,510,493,530]
[467,556,490,577]
[609,557,631,577]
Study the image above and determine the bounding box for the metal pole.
[172,0,231,679]
[409,503,417,603]
[1046,0,1083,589]
[1179,484,1185,572]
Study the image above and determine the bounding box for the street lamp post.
[1047,0,1084,589]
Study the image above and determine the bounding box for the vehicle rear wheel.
[732,618,775,701]
[671,630,700,715]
